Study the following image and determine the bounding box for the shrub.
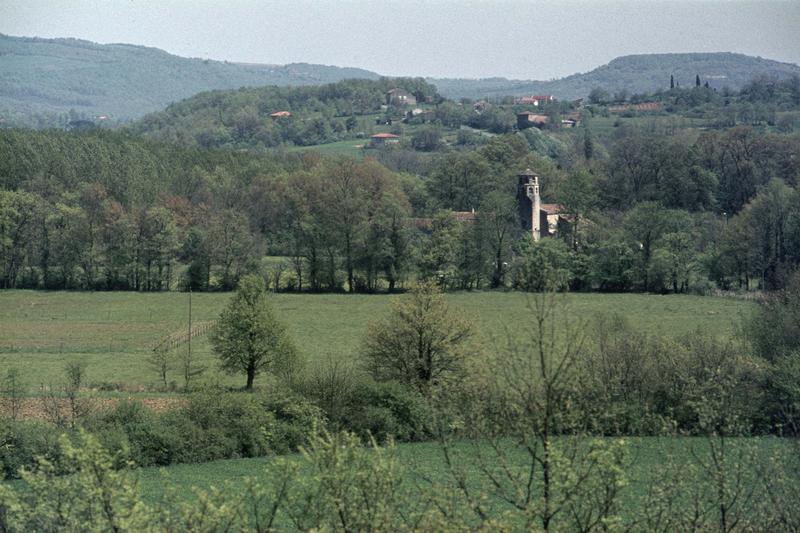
[256,385,325,453]
[342,381,433,442]
[88,400,183,467]
[0,418,60,478]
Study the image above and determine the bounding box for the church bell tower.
[517,168,541,241]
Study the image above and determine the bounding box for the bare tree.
[435,291,627,531]
[146,346,172,389]
[64,361,87,427]
[2,367,25,420]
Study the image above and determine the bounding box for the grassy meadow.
[135,436,791,526]
[0,289,751,393]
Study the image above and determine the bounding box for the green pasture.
[285,139,368,158]
[0,290,751,392]
[136,436,790,525]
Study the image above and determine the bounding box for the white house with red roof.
[368,132,400,147]
[514,95,555,106]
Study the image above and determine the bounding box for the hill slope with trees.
[431,53,800,100]
[130,78,438,149]
[0,34,380,127]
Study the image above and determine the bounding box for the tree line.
[2,106,800,292]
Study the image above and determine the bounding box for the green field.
[0,290,751,392]
[135,436,790,526]
[285,138,368,157]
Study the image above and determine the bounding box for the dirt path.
[0,396,184,421]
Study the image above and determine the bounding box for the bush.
[256,385,325,453]
[743,272,800,361]
[579,315,767,435]
[341,381,433,443]
[90,387,324,467]
[88,400,184,467]
[292,361,433,443]
[0,418,60,478]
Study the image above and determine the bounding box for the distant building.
[517,112,549,130]
[269,111,292,118]
[517,169,568,241]
[514,95,554,106]
[412,172,569,242]
[386,88,417,106]
[368,132,400,147]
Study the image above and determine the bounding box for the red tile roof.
[514,95,554,104]
[270,111,291,117]
[370,133,400,139]
[541,203,563,215]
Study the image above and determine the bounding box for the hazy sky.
[1,0,798,79]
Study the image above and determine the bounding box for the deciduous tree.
[211,275,299,389]
[361,282,473,392]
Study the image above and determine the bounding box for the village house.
[514,95,555,106]
[386,88,417,107]
[517,111,549,129]
[368,132,400,147]
[269,111,292,118]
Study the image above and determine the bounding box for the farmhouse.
[517,111,549,129]
[514,95,554,106]
[386,88,417,106]
[269,111,292,118]
[368,132,400,147]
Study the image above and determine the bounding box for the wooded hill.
[3,32,799,127]
[0,34,380,126]
[430,53,800,100]
[130,78,438,149]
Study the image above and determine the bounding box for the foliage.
[133,78,438,150]
[361,282,474,392]
[512,238,575,291]
[744,271,800,361]
[210,274,300,389]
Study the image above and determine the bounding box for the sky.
[1,0,799,80]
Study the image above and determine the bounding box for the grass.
[135,436,790,525]
[0,290,750,392]
[285,138,368,158]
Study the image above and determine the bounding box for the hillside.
[3,33,799,127]
[431,53,800,100]
[0,34,380,126]
[130,78,436,149]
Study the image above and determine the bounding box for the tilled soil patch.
[0,396,185,421]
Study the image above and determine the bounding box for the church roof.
[541,203,563,215]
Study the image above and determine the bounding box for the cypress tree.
[670,74,675,89]
[696,74,701,87]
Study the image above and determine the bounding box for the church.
[516,168,566,241]
[411,168,568,239]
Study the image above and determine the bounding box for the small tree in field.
[361,281,473,392]
[211,275,299,389]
